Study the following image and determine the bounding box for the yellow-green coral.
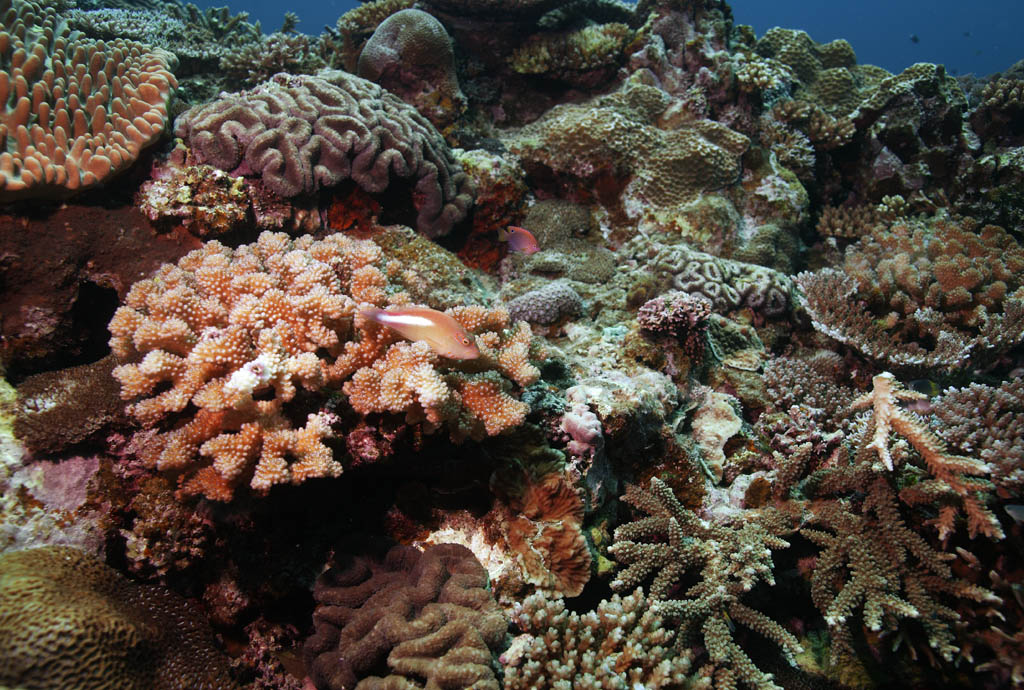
[509,22,634,77]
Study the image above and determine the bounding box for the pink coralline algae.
[637,291,712,359]
[174,69,475,238]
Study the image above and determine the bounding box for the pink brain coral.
[0,0,178,201]
[174,69,475,238]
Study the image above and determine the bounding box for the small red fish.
[498,225,540,254]
[359,306,480,359]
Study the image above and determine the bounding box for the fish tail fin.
[357,306,384,326]
[497,227,509,241]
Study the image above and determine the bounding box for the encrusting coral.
[0,0,178,201]
[609,478,802,690]
[0,545,237,690]
[174,69,475,238]
[304,543,507,690]
[108,231,538,500]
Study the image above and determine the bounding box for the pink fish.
[498,225,540,254]
[359,306,480,359]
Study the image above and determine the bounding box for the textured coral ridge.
[305,543,507,690]
[0,0,177,201]
[0,545,237,690]
[108,231,537,500]
[174,69,475,238]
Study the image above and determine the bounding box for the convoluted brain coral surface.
[174,69,475,238]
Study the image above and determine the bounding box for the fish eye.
[460,336,471,345]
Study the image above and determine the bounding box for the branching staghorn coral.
[502,588,693,689]
[608,477,802,690]
[932,377,1024,497]
[109,231,538,500]
[799,373,1003,665]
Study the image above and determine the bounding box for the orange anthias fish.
[498,225,540,254]
[359,306,480,359]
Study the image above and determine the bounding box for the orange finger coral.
[109,230,537,499]
[0,0,178,201]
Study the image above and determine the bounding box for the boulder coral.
[0,545,237,690]
[174,69,475,238]
[357,9,466,130]
[0,0,178,201]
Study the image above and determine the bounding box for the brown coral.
[0,545,237,690]
[0,0,178,201]
[304,543,507,690]
[797,217,1024,372]
[609,478,801,689]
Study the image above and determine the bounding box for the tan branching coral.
[0,0,178,201]
[342,306,539,442]
[797,373,1003,664]
[609,478,802,690]
[850,372,1003,539]
[797,217,1024,373]
[502,588,693,689]
[109,231,537,500]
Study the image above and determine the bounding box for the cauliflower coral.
[109,231,538,500]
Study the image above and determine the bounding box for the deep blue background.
[191,0,1022,77]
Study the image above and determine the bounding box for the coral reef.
[0,0,178,201]
[175,69,475,238]
[1,1,1022,689]
[0,545,237,689]
[304,543,507,690]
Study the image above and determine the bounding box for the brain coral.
[304,543,507,690]
[174,69,475,238]
[357,9,465,130]
[0,545,237,690]
[0,0,178,201]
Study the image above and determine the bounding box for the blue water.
[191,0,1022,77]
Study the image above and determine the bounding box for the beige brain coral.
[0,0,177,201]
[0,545,237,690]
